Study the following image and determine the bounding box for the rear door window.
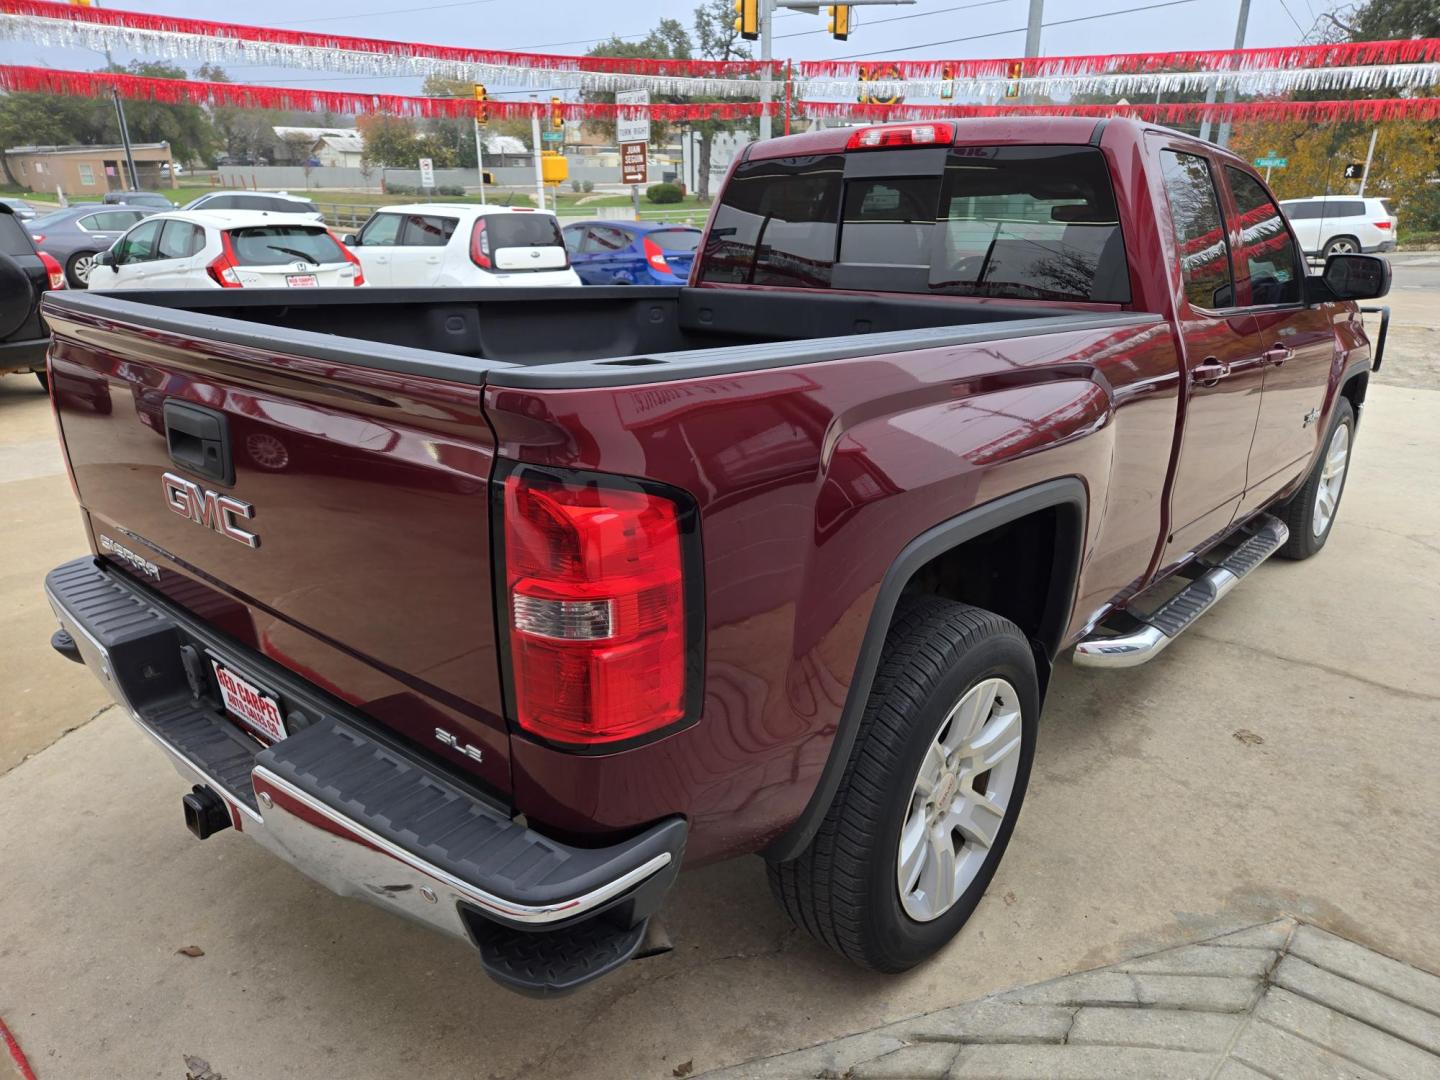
[399,214,457,247]
[0,214,35,256]
[227,225,346,266]
[1159,150,1235,310]
[157,220,206,259]
[581,225,631,253]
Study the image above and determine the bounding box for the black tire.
[1276,397,1354,560]
[34,369,48,392]
[0,249,34,339]
[766,596,1038,972]
[65,251,98,290]
[1322,235,1361,259]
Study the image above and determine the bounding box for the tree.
[419,74,534,168]
[358,114,421,168]
[104,61,217,166]
[691,0,754,197]
[584,19,694,146]
[0,94,110,185]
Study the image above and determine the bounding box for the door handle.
[1192,359,1232,388]
[1264,343,1294,366]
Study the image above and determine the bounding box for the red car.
[42,118,1387,996]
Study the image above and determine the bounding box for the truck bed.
[51,286,1155,388]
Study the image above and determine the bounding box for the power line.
[831,0,1204,58]
[1275,0,1306,36]
[284,0,499,25]
[776,0,1011,40]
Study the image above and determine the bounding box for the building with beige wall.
[3,142,176,196]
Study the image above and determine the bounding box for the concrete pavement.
[1,266,1437,1078]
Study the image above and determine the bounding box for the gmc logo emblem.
[162,472,258,548]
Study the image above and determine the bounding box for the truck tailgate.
[44,300,511,795]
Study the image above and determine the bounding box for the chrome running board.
[1074,515,1289,669]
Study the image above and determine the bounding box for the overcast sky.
[3,0,1325,100]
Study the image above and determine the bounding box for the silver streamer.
[0,14,777,98]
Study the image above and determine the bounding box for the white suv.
[1279,196,1398,259]
[181,191,323,221]
[91,211,365,290]
[343,204,580,288]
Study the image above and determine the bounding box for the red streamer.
[0,0,773,79]
[799,38,1440,80]
[0,65,778,120]
[798,97,1440,123]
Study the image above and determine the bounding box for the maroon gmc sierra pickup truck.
[41,118,1389,996]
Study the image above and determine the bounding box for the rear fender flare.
[766,477,1087,862]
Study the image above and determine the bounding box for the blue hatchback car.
[561,220,701,285]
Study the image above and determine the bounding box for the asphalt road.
[2,262,1437,1079]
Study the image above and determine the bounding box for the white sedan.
[342,204,580,287]
[91,210,365,290]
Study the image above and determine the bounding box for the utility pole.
[1214,0,1251,148]
[111,89,139,191]
[529,96,545,211]
[1357,127,1378,196]
[750,0,916,142]
[1022,0,1044,104]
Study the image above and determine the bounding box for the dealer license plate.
[212,660,287,742]
[286,274,318,288]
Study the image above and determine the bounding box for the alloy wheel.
[1313,421,1350,537]
[71,254,95,287]
[896,677,1023,922]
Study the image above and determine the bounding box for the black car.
[0,203,64,389]
[102,191,175,210]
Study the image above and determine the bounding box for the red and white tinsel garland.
[0,65,778,121]
[0,0,777,97]
[798,98,1440,124]
[798,38,1440,80]
[798,63,1440,103]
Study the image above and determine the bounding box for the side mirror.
[1311,253,1391,303]
[93,250,114,268]
[341,233,359,247]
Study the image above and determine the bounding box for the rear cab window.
[227,225,347,266]
[698,144,1130,303]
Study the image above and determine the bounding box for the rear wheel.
[1276,397,1354,560]
[767,596,1037,972]
[66,251,98,289]
[1322,235,1361,259]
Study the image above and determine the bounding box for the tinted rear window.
[487,214,564,250]
[649,228,701,253]
[270,197,318,215]
[0,214,35,256]
[699,145,1128,302]
[227,226,345,266]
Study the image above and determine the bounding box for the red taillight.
[470,218,492,269]
[846,122,955,150]
[502,468,692,746]
[1374,221,1392,229]
[36,251,64,290]
[330,230,366,285]
[207,232,243,288]
[642,235,672,275]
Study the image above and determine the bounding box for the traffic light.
[939,63,955,100]
[733,0,759,41]
[473,83,488,124]
[550,96,565,130]
[827,4,849,40]
[1004,60,1023,100]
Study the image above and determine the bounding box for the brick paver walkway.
[701,919,1440,1079]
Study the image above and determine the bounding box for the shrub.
[570,179,582,193]
[646,182,684,204]
[435,184,466,197]
[582,179,594,193]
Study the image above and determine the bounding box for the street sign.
[542,130,564,143]
[616,89,649,145]
[418,157,435,188]
[1343,162,1365,179]
[1253,157,1288,168]
[620,140,648,186]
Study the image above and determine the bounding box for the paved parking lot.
[2,257,1438,1079]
